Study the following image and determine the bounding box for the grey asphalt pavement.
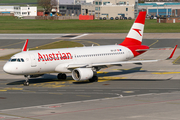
[0,33,180,120]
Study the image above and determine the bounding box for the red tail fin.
[120,11,146,46]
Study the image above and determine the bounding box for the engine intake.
[72,68,94,81]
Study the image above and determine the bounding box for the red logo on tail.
[133,28,142,36]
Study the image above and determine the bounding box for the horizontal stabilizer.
[136,47,177,52]
[135,49,149,52]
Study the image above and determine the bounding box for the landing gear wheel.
[89,76,98,82]
[57,73,67,80]
[61,74,67,80]
[23,81,29,86]
[23,75,30,86]
[57,73,62,79]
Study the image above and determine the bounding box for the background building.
[81,4,95,15]
[138,0,180,2]
[58,0,75,4]
[59,5,81,16]
[57,0,138,19]
[94,0,138,19]
[139,2,180,16]
[0,6,14,13]
[0,6,37,16]
[14,6,37,16]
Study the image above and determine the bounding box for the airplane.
[3,11,177,86]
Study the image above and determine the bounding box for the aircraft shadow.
[6,67,171,85]
[6,74,74,85]
[98,67,147,77]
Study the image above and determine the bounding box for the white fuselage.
[3,45,134,75]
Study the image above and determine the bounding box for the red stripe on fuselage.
[125,45,149,57]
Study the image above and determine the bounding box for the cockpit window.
[11,59,17,62]
[9,58,25,62]
[21,58,24,62]
[17,58,21,62]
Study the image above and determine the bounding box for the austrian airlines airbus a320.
[3,11,177,86]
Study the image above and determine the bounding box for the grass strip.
[1,16,180,33]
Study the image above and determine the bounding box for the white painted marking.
[70,34,88,39]
[0,115,21,119]
[0,92,179,112]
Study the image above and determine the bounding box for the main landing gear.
[89,76,98,82]
[24,75,29,86]
[57,73,67,80]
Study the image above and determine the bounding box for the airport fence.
[35,16,79,20]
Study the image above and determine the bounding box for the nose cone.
[3,63,12,74]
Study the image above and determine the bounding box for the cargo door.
[126,51,131,60]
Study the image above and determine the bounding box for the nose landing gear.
[24,75,29,86]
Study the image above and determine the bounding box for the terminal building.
[96,0,138,19]
[139,2,180,16]
[58,0,138,19]
[0,6,37,16]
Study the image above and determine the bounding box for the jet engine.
[72,68,94,81]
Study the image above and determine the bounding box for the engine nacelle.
[72,68,94,81]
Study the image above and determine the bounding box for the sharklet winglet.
[166,45,177,60]
[22,39,29,51]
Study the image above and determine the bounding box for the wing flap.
[67,64,88,69]
[67,60,158,69]
[91,60,158,67]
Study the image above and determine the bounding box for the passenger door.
[29,53,37,67]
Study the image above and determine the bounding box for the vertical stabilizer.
[22,39,29,51]
[120,11,146,46]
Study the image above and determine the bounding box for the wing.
[67,60,158,69]
[67,45,177,69]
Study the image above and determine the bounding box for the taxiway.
[0,33,180,120]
